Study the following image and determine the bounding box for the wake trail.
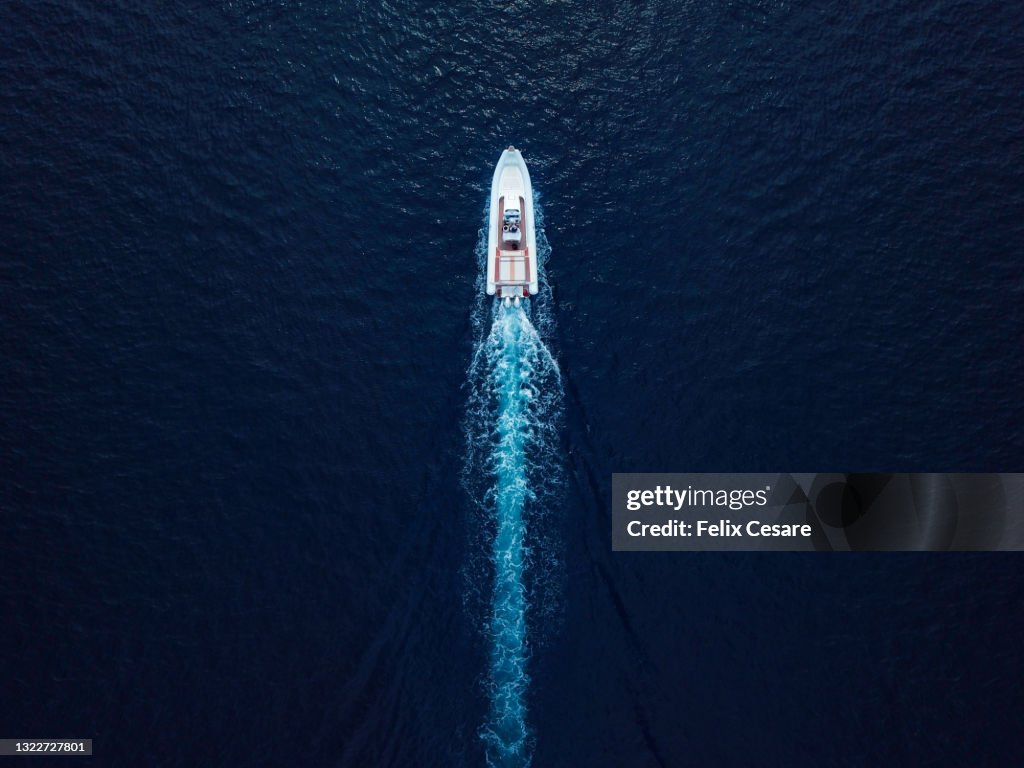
[462,206,563,768]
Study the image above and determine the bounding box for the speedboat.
[486,146,539,304]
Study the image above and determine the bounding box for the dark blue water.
[2,1,1023,766]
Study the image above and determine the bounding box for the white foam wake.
[462,204,563,767]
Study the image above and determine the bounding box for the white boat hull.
[486,147,539,297]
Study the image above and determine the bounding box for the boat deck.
[494,194,531,293]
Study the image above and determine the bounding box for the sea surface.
[2,1,1023,766]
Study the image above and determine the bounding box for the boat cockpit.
[502,207,522,244]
